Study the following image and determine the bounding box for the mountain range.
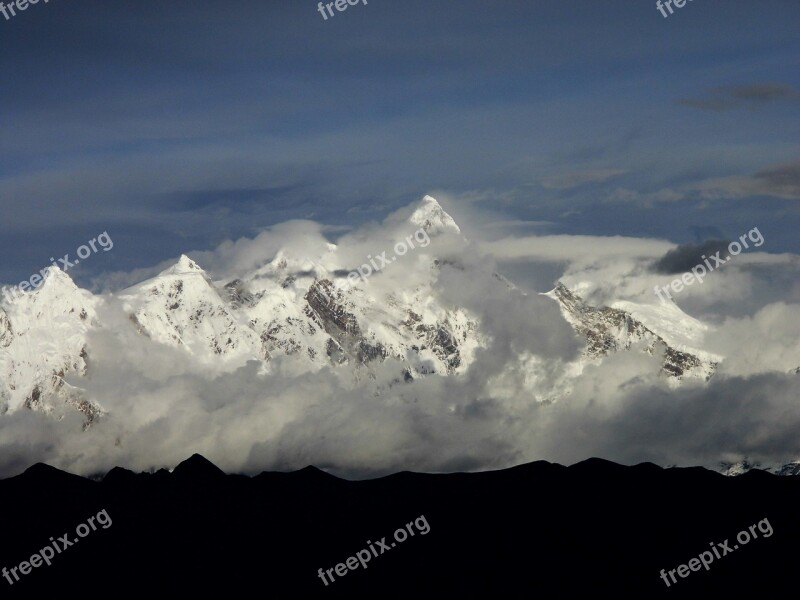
[0,196,794,475]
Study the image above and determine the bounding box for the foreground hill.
[0,455,796,597]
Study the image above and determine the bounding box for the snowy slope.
[544,282,718,381]
[611,299,720,363]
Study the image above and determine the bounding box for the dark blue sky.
[1,0,798,287]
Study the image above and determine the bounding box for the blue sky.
[1,0,798,287]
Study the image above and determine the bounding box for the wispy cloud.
[606,187,686,206]
[540,169,627,190]
[694,160,800,201]
[678,83,800,111]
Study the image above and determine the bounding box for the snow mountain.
[0,196,737,428]
[718,459,800,477]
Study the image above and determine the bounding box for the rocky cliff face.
[546,282,717,381]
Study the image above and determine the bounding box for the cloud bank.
[0,203,797,479]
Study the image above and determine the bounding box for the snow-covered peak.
[161,254,204,276]
[249,250,333,289]
[0,266,83,307]
[0,265,99,417]
[268,250,326,274]
[124,255,213,296]
[118,254,262,366]
[40,265,77,289]
[406,195,461,235]
[7,266,93,318]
